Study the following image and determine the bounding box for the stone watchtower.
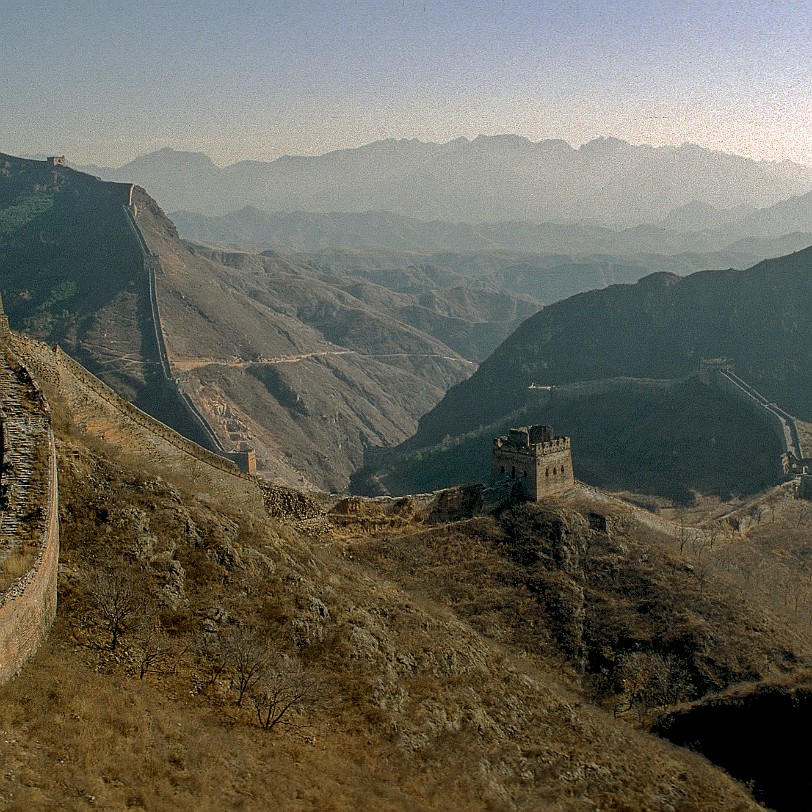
[492,424,574,500]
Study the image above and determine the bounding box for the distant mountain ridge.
[73,135,812,227]
[171,203,812,264]
[0,153,538,490]
[408,244,812,451]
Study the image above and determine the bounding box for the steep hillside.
[129,189,483,489]
[3,329,804,810]
[0,154,537,490]
[0,154,145,397]
[0,154,218,451]
[81,136,812,226]
[408,246,812,452]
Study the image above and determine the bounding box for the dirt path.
[170,350,477,372]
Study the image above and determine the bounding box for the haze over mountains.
[123,135,812,310]
[6,142,812,809]
[78,135,812,227]
[355,244,812,500]
[0,153,536,490]
[6,145,812,500]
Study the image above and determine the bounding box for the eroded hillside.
[0,330,796,810]
[0,155,542,491]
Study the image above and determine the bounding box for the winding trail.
[170,350,477,373]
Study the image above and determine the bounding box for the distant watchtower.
[492,424,574,500]
[699,357,735,385]
[46,156,66,167]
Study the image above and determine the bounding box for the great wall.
[699,358,809,476]
[0,302,59,684]
[122,196,256,474]
[3,155,812,690]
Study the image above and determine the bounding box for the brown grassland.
[3,339,812,810]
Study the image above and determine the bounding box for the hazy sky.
[3,0,811,167]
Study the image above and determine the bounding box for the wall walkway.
[714,368,805,473]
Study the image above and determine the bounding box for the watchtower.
[699,357,735,385]
[492,424,574,500]
[46,156,66,167]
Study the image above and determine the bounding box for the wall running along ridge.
[0,347,59,685]
[701,360,806,475]
[122,201,256,474]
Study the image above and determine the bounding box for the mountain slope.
[0,154,535,489]
[409,246,812,451]
[2,328,798,810]
[131,190,511,489]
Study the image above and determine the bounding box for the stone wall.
[122,205,255,474]
[53,345,251,480]
[0,347,59,684]
[708,366,804,474]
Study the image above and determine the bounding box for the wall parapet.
[0,348,59,684]
[700,360,804,475]
[53,346,252,480]
[121,205,256,473]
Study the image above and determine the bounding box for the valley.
[2,320,811,810]
[3,147,812,810]
[9,0,812,805]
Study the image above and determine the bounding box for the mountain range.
[77,135,812,227]
[0,154,536,490]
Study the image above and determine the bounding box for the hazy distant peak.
[121,147,219,172]
[578,136,631,155]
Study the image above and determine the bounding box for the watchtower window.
[511,465,516,478]
[500,465,505,475]
[523,470,528,478]
[545,467,549,477]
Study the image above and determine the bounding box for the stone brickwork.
[0,335,59,685]
[492,424,574,500]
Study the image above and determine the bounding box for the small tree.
[198,634,230,690]
[249,658,316,734]
[225,626,269,706]
[131,618,177,679]
[90,568,143,651]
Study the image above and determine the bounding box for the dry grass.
[0,432,770,811]
[0,548,36,592]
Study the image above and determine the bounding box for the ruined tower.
[492,424,574,500]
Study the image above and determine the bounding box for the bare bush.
[90,567,144,651]
[249,657,318,734]
[225,626,270,706]
[131,618,177,679]
[617,652,694,722]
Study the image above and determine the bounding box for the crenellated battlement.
[492,424,574,500]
